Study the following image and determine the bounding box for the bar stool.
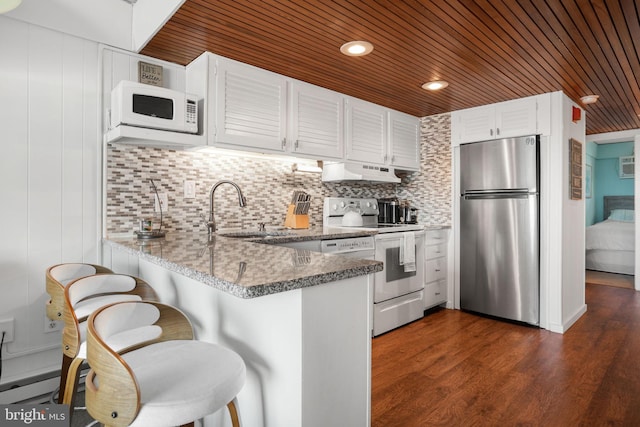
[85,300,245,427]
[60,273,158,409]
[46,263,113,322]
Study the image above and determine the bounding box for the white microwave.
[110,81,198,134]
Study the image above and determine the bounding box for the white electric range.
[323,197,425,336]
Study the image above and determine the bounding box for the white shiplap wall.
[0,16,100,384]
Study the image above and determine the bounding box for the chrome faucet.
[205,180,246,235]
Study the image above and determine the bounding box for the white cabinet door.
[345,98,387,164]
[453,105,496,144]
[388,110,420,171]
[452,96,539,145]
[289,81,344,159]
[494,97,538,139]
[215,57,287,152]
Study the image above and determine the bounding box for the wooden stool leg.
[57,354,74,404]
[227,398,241,427]
[62,357,83,409]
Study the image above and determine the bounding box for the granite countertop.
[104,227,383,299]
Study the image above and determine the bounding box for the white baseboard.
[0,373,60,404]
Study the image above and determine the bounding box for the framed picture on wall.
[570,138,583,200]
[585,163,592,198]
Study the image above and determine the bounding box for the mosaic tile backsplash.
[105,113,452,235]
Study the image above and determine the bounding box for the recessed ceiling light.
[580,94,599,105]
[0,0,22,13]
[340,41,374,57]
[422,80,449,91]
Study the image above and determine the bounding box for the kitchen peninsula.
[102,229,382,427]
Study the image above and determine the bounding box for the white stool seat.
[85,301,245,427]
[58,273,157,410]
[119,340,246,427]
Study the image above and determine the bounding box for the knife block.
[284,204,309,229]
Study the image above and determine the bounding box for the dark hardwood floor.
[372,283,640,426]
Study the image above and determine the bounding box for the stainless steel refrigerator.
[459,135,539,325]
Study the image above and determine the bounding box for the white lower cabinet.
[424,228,449,309]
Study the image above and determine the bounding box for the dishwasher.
[272,235,375,259]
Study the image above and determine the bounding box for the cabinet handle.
[435,292,441,296]
[490,129,493,136]
[384,154,388,162]
[391,155,396,163]
[435,268,441,272]
[295,139,299,149]
[496,128,500,136]
[282,138,287,149]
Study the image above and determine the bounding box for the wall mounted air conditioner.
[619,155,634,179]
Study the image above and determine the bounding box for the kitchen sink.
[217,230,295,239]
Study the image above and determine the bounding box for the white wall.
[5,0,132,50]
[543,92,587,332]
[132,0,185,51]
[560,93,587,330]
[4,0,183,53]
[0,16,100,384]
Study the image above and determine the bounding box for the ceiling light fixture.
[0,0,21,13]
[580,94,599,105]
[422,80,449,91]
[340,41,374,57]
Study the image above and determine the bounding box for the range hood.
[321,162,401,184]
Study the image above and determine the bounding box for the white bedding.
[585,219,635,252]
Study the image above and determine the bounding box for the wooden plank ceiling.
[141,0,640,136]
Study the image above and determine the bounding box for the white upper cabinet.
[214,57,288,152]
[388,110,420,171]
[451,96,542,145]
[345,98,387,165]
[186,52,421,166]
[288,81,343,159]
[346,99,420,171]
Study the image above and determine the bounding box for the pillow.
[608,209,634,222]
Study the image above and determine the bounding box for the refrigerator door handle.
[464,193,533,200]
[462,189,534,200]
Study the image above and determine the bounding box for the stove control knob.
[339,202,346,208]
[332,204,338,211]
[366,202,371,208]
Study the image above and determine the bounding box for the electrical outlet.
[0,318,14,344]
[152,193,169,213]
[184,180,196,199]
[44,316,63,333]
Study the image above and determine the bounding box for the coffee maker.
[378,198,418,224]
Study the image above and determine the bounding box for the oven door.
[374,231,425,303]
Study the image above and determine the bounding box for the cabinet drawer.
[424,279,446,308]
[426,244,446,260]
[425,258,446,281]
[425,229,447,243]
[373,291,424,336]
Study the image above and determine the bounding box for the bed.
[585,195,635,275]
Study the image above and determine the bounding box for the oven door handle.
[374,231,426,241]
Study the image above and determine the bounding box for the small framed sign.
[138,61,163,87]
[569,138,583,200]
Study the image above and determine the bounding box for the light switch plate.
[184,181,196,199]
[152,193,168,213]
